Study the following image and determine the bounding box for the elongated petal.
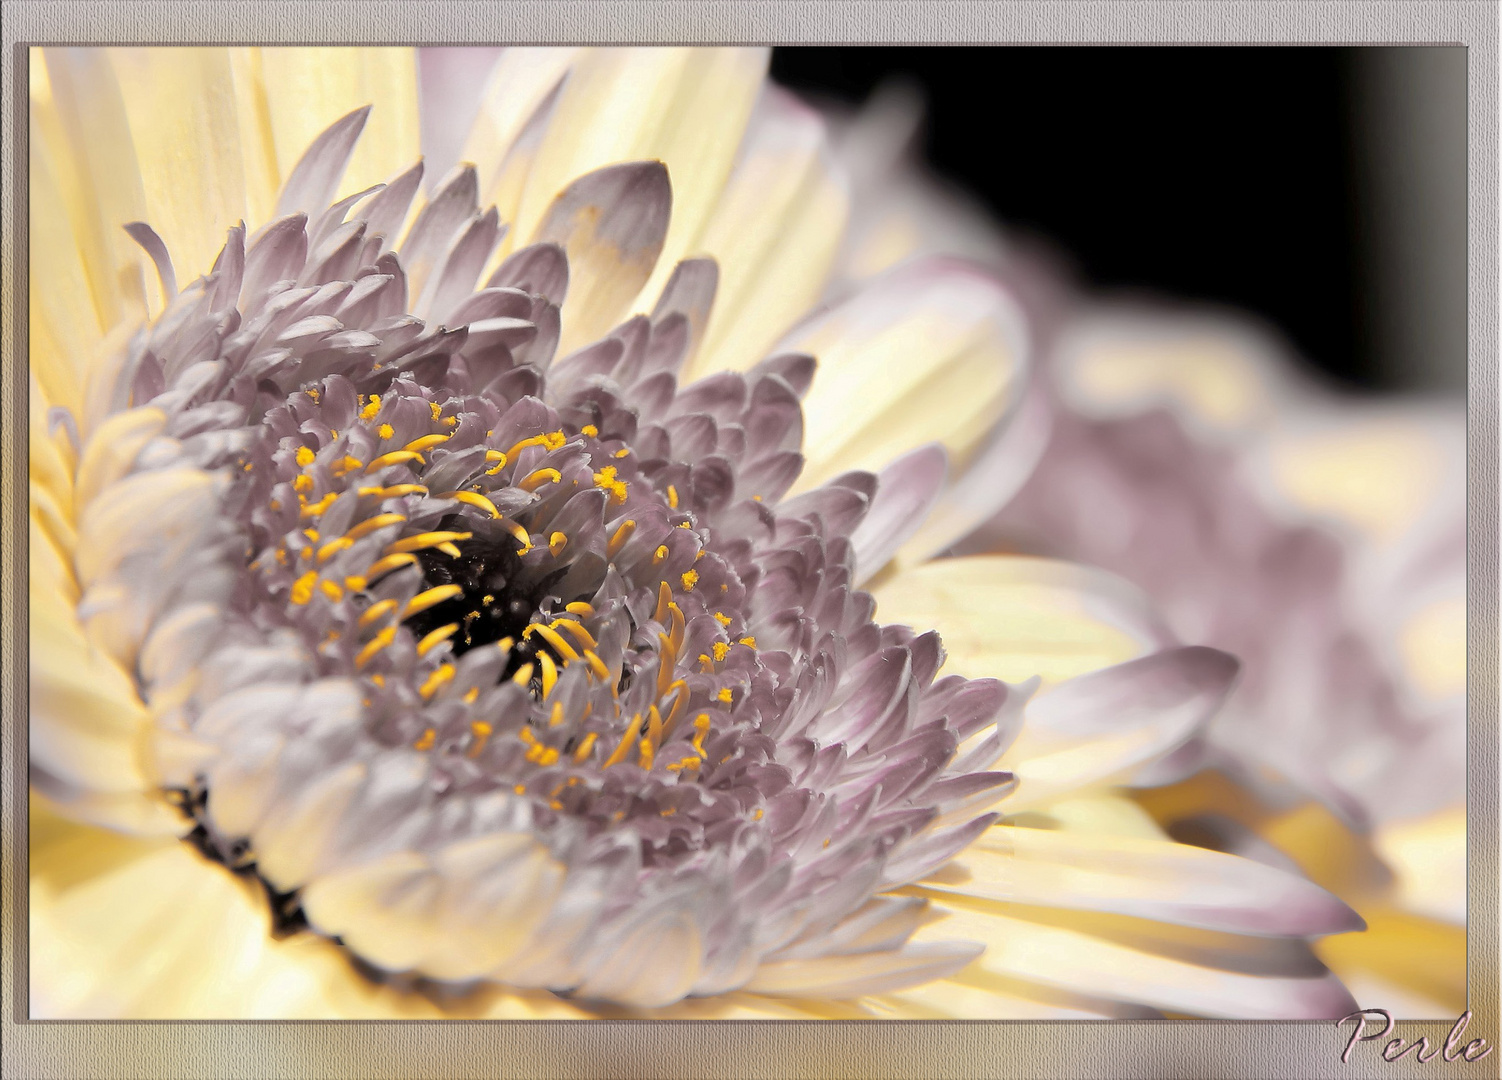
[849,444,946,586]
[780,259,1029,491]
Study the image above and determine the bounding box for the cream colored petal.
[875,970,1147,1019]
[1371,806,1466,925]
[911,903,1357,1020]
[936,825,1360,937]
[29,804,589,1019]
[779,259,1029,491]
[28,378,75,519]
[1398,593,1466,701]
[256,47,420,201]
[34,48,151,335]
[460,47,581,209]
[871,554,1168,689]
[509,47,768,342]
[106,48,273,289]
[688,85,850,379]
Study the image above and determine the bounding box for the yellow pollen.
[582,650,610,681]
[416,623,460,656]
[606,519,636,559]
[377,423,394,439]
[242,461,253,471]
[319,579,344,602]
[738,636,756,649]
[269,499,282,511]
[494,636,515,653]
[435,542,462,558]
[514,784,527,795]
[660,806,676,818]
[359,599,398,628]
[463,686,479,704]
[638,736,655,771]
[553,618,597,651]
[566,601,595,617]
[653,580,672,625]
[713,612,731,627]
[305,387,321,403]
[402,584,464,619]
[511,662,535,686]
[384,530,472,556]
[717,688,733,703]
[603,714,643,768]
[413,728,436,751]
[518,467,561,492]
[754,808,764,821]
[333,455,364,476]
[345,513,407,542]
[468,720,493,758]
[592,465,628,503]
[364,450,425,473]
[527,623,581,664]
[549,531,568,555]
[290,571,318,605]
[344,575,367,592]
[581,424,598,437]
[698,654,713,672]
[676,521,692,529]
[681,569,699,591]
[300,546,314,562]
[303,528,321,542]
[666,484,679,509]
[613,447,629,458]
[293,474,315,494]
[665,757,701,772]
[712,641,730,662]
[300,493,337,518]
[354,626,397,669]
[360,395,382,421]
[364,552,420,581]
[652,545,669,564]
[295,445,315,467]
[404,433,451,454]
[549,701,565,727]
[419,663,455,700]
[752,495,762,502]
[573,732,598,761]
[429,401,443,421]
[275,548,290,566]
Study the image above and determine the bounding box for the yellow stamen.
[345,513,407,542]
[468,720,493,758]
[435,541,462,558]
[518,467,561,492]
[295,445,315,467]
[358,599,398,628]
[360,394,382,421]
[573,732,598,761]
[429,401,443,421]
[511,662,535,686]
[527,623,581,664]
[652,545,669,564]
[416,623,460,656]
[549,531,568,556]
[581,424,598,437]
[713,611,731,627]
[290,571,318,605]
[691,713,712,756]
[604,714,642,767]
[402,584,464,619]
[666,484,679,509]
[365,552,419,581]
[712,641,730,662]
[463,686,479,704]
[654,580,672,625]
[646,704,663,750]
[566,601,595,617]
[582,650,610,681]
[638,736,655,771]
[316,537,353,563]
[333,455,364,476]
[384,530,473,556]
[377,423,395,439]
[344,575,367,592]
[680,569,699,591]
[661,681,689,737]
[553,618,597,651]
[614,447,629,459]
[717,688,733,704]
[606,519,636,559]
[292,473,315,494]
[404,433,451,454]
[538,651,558,698]
[435,490,500,517]
[665,757,701,772]
[419,663,455,700]
[319,579,344,602]
[364,450,425,473]
[354,626,397,669]
[413,727,435,751]
[656,633,678,699]
[357,484,426,500]
[738,636,757,649]
[549,701,565,727]
[485,449,507,462]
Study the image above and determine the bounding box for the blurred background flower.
[787,47,1468,1017]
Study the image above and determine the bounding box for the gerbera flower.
[814,86,1467,1016]
[29,45,1363,1019]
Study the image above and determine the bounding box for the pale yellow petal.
[1398,593,1466,701]
[461,46,582,211]
[1313,905,1465,1016]
[257,47,420,201]
[689,87,850,379]
[871,555,1163,688]
[779,261,1027,491]
[106,47,272,287]
[28,377,75,519]
[1371,805,1466,925]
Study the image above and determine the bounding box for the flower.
[815,85,1467,1016]
[30,46,1363,1019]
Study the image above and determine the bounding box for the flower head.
[30,46,1365,1019]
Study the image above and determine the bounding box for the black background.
[770,47,1393,391]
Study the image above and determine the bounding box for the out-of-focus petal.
[415,47,504,187]
[1371,806,1466,925]
[779,258,1029,491]
[871,554,1170,688]
[690,85,850,378]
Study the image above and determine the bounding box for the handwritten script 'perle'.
[1338,1009,1493,1064]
